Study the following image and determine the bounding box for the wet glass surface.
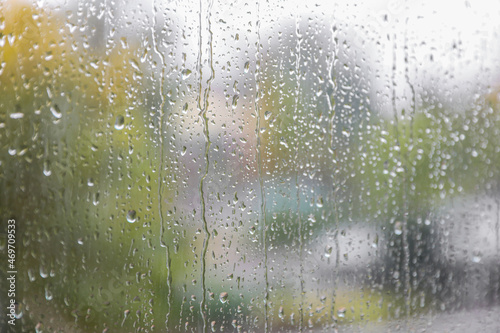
[1,0,500,332]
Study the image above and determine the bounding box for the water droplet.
[10,112,24,119]
[28,269,35,282]
[219,292,228,303]
[181,69,192,79]
[232,95,239,109]
[264,111,272,120]
[337,307,346,318]
[372,234,379,248]
[129,58,140,70]
[93,192,100,206]
[114,115,125,130]
[324,245,333,258]
[316,196,324,208]
[278,306,284,319]
[45,286,53,301]
[279,137,288,148]
[40,265,48,278]
[126,210,137,223]
[243,61,250,73]
[394,221,403,235]
[50,104,62,119]
[122,309,130,326]
[43,160,51,176]
[45,51,53,61]
[249,226,256,235]
[15,304,23,319]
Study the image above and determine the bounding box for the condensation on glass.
[1,0,500,332]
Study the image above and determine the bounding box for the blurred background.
[1,0,500,331]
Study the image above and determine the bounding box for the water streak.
[403,18,415,318]
[327,19,340,325]
[254,3,269,331]
[392,31,411,320]
[294,15,304,332]
[151,0,173,328]
[198,0,215,331]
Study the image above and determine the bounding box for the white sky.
[38,0,500,114]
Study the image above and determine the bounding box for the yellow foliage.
[0,1,67,80]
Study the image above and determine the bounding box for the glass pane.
[1,0,499,332]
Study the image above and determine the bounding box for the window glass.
[1,0,500,331]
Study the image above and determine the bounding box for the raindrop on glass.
[324,245,333,258]
[50,104,62,119]
[45,286,53,301]
[394,221,403,235]
[114,115,125,130]
[219,292,228,304]
[126,210,137,223]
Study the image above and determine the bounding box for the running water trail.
[327,19,340,325]
[151,0,173,328]
[254,3,269,331]
[197,0,214,331]
[391,30,411,321]
[294,15,304,332]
